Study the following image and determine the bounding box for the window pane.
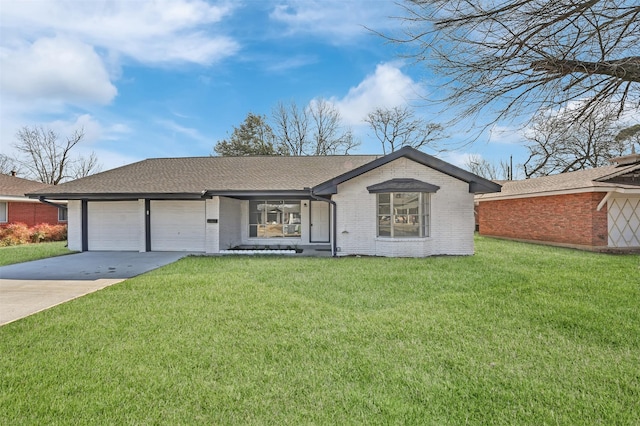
[0,202,6,222]
[58,207,68,221]
[250,200,301,238]
[378,204,390,215]
[394,218,419,237]
[378,193,390,203]
[422,193,430,237]
[378,224,391,237]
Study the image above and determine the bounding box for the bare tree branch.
[364,106,444,154]
[523,104,629,177]
[13,126,100,184]
[308,98,360,155]
[0,154,20,176]
[382,0,640,126]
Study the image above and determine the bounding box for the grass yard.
[1,237,638,424]
[0,241,72,266]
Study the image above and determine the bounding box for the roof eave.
[475,184,640,201]
[312,147,501,195]
[27,192,206,201]
[204,189,312,199]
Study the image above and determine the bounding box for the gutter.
[38,197,67,211]
[307,188,338,257]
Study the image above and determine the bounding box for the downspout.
[307,188,338,257]
[38,196,67,211]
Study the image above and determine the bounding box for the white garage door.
[151,201,206,252]
[88,201,140,251]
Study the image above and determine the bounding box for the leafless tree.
[0,154,20,176]
[272,100,311,156]
[615,124,640,153]
[465,154,515,180]
[364,106,444,154]
[271,99,358,155]
[523,105,628,178]
[13,126,101,184]
[385,0,640,126]
[308,98,359,155]
[74,152,101,179]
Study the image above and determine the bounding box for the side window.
[0,202,7,223]
[58,207,68,222]
[377,193,430,238]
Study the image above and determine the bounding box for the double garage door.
[87,201,206,251]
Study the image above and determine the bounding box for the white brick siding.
[334,157,475,257]
[219,196,242,251]
[67,200,82,251]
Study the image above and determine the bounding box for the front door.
[310,201,330,243]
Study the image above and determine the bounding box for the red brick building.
[476,154,640,251]
[0,174,67,227]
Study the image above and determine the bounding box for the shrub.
[0,223,67,246]
[31,223,68,243]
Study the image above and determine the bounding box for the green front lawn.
[0,241,72,266]
[1,237,638,424]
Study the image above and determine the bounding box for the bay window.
[377,192,430,238]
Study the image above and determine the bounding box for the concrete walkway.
[0,252,188,326]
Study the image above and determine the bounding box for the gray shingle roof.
[28,155,381,198]
[0,174,51,197]
[476,162,640,200]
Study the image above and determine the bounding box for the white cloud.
[156,119,211,145]
[438,151,475,169]
[331,62,425,125]
[0,0,239,65]
[269,0,400,43]
[0,37,117,105]
[488,124,524,145]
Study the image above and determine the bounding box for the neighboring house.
[476,154,640,251]
[28,147,501,257]
[0,173,67,227]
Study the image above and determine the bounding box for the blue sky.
[0,0,528,174]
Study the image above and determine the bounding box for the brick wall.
[5,202,62,227]
[477,192,608,247]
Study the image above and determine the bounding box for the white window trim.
[58,207,68,222]
[0,201,7,223]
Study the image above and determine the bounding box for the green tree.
[213,113,280,156]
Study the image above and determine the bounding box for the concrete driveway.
[0,252,188,326]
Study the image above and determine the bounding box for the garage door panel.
[151,201,205,251]
[88,201,140,251]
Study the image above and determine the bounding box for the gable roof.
[28,147,502,201]
[0,174,51,199]
[27,155,380,200]
[476,162,640,201]
[313,146,502,195]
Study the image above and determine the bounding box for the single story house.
[28,147,501,257]
[475,153,640,251]
[0,173,67,227]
